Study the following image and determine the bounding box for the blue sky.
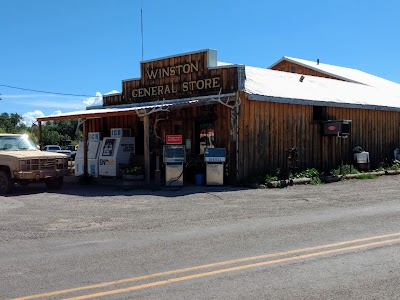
[1,0,399,125]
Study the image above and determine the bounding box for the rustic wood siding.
[88,103,237,183]
[271,61,344,80]
[237,92,400,181]
[87,114,139,138]
[102,94,122,106]
[103,51,238,106]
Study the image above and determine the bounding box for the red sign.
[166,135,183,144]
[327,124,337,132]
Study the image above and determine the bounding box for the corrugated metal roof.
[270,56,400,91]
[244,66,400,111]
[37,94,234,121]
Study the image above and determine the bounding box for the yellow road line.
[63,237,400,300]
[10,232,400,300]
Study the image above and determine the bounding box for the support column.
[83,119,88,177]
[143,114,151,185]
[38,121,43,150]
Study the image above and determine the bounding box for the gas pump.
[204,148,226,185]
[163,144,186,186]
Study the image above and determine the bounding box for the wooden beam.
[143,114,150,185]
[83,119,88,177]
[38,121,42,150]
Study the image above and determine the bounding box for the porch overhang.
[36,93,237,122]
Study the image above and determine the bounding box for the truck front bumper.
[14,169,69,181]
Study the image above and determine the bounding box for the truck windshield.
[0,135,38,151]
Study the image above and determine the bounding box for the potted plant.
[123,166,145,180]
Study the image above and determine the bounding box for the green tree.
[40,119,81,146]
[0,113,27,133]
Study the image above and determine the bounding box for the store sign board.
[104,50,238,105]
[166,135,183,145]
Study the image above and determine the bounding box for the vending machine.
[163,145,186,186]
[98,128,135,177]
[204,148,226,185]
[74,132,102,177]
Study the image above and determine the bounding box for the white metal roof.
[244,65,400,111]
[37,94,235,121]
[269,56,400,92]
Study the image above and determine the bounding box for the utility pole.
[141,0,144,60]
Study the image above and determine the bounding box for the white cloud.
[83,92,103,107]
[52,110,62,115]
[19,90,120,126]
[21,110,45,126]
[83,90,119,107]
[105,90,120,95]
[21,110,64,126]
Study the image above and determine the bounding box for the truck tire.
[45,177,64,190]
[0,170,12,195]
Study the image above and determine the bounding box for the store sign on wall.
[327,124,337,132]
[114,49,238,105]
[131,60,222,99]
[166,135,183,145]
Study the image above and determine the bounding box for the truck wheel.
[0,171,12,195]
[45,177,64,190]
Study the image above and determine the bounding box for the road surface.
[1,175,400,299]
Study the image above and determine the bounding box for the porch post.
[82,119,88,177]
[38,121,43,150]
[143,114,151,185]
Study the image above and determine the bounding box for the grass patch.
[355,173,378,180]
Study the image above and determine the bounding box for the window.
[290,66,296,73]
[313,106,327,122]
[198,121,215,155]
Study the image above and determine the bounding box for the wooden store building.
[37,49,400,185]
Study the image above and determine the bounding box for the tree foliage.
[0,113,28,133]
[41,119,81,146]
[0,113,82,147]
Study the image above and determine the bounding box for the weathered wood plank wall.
[237,91,400,181]
[87,103,236,182]
[271,61,343,80]
[103,52,238,106]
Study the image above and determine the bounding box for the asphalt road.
[1,175,400,299]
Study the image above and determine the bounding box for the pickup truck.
[0,134,69,194]
[43,145,72,158]
[64,145,78,159]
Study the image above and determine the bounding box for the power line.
[0,84,100,98]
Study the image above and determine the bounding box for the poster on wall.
[102,139,115,156]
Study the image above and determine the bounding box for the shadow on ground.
[6,176,246,198]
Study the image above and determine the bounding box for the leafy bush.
[290,168,319,179]
[331,164,359,176]
[124,166,144,175]
[386,160,400,171]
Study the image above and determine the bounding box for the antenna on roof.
[141,0,144,61]
[317,59,320,65]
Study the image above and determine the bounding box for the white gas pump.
[98,128,135,177]
[163,145,186,186]
[205,148,226,185]
[75,132,101,177]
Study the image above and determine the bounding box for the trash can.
[195,174,204,186]
[354,151,370,171]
